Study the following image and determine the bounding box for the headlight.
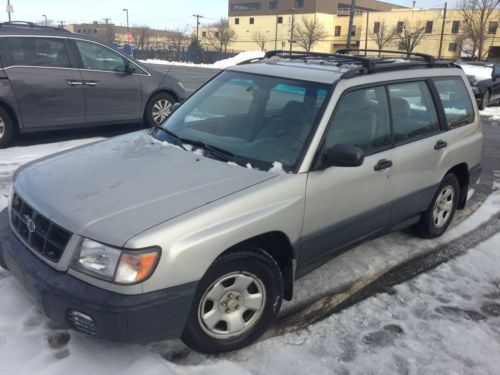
[71,238,160,284]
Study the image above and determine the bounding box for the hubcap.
[152,99,173,124]
[0,117,5,139]
[198,272,266,339]
[432,185,454,228]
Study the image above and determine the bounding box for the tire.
[144,92,176,127]
[478,90,490,110]
[413,173,460,239]
[0,107,15,149]
[181,247,283,354]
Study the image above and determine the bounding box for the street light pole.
[193,14,204,40]
[42,14,48,26]
[123,8,129,33]
[346,0,356,48]
[7,0,12,22]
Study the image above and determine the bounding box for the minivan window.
[433,77,474,128]
[7,37,71,68]
[76,40,126,72]
[323,86,391,154]
[388,81,439,142]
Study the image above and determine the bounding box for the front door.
[72,39,142,125]
[2,36,85,128]
[300,86,395,273]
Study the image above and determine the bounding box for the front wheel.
[181,247,283,353]
[0,107,15,149]
[144,92,176,127]
[478,90,490,110]
[413,173,460,238]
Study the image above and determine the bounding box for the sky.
[4,0,457,30]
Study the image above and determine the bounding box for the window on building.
[448,42,457,52]
[269,0,277,9]
[295,0,304,8]
[202,31,207,37]
[78,29,81,33]
[373,21,380,33]
[6,37,71,68]
[215,31,220,37]
[433,78,474,129]
[335,25,341,36]
[249,17,255,24]
[451,20,460,34]
[351,25,356,36]
[277,16,283,24]
[235,18,240,25]
[425,21,433,33]
[397,21,404,33]
[230,2,261,11]
[489,21,498,34]
[388,81,439,142]
[94,29,97,34]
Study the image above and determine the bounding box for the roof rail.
[336,48,435,65]
[0,21,69,32]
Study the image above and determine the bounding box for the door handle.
[66,80,84,87]
[84,81,98,87]
[374,159,393,171]
[434,140,448,150]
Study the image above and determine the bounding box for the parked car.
[461,63,500,109]
[0,22,186,148]
[0,49,485,353]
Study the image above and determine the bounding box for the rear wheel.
[413,173,460,238]
[144,92,176,127]
[0,107,15,148]
[181,247,283,353]
[478,90,490,110]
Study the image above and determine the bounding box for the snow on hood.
[12,131,275,247]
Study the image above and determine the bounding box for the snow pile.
[268,161,286,174]
[140,51,265,69]
[460,64,493,80]
[480,106,500,122]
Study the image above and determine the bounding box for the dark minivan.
[0,22,186,147]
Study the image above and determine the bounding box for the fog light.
[66,309,97,336]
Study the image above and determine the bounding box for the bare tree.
[393,23,426,56]
[458,0,500,60]
[134,25,150,50]
[207,18,236,53]
[370,22,396,56]
[252,30,267,51]
[293,16,328,52]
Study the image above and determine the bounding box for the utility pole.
[346,0,356,48]
[6,0,12,22]
[274,1,279,50]
[193,14,204,40]
[42,14,48,26]
[364,11,369,55]
[289,8,296,54]
[438,1,447,59]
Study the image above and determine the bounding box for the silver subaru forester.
[0,50,485,353]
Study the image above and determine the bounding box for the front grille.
[10,192,72,262]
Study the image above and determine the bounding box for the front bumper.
[0,209,197,343]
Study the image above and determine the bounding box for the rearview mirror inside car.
[319,144,364,169]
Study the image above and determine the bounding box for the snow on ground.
[481,106,500,122]
[140,51,265,69]
[460,64,493,80]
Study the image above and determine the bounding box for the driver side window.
[322,86,391,156]
[76,40,127,72]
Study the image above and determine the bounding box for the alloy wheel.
[151,99,173,124]
[0,117,5,140]
[432,185,454,228]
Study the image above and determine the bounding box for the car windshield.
[157,71,329,171]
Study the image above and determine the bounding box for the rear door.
[71,39,142,125]
[3,36,85,129]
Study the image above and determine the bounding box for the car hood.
[13,131,276,247]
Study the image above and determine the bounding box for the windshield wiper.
[180,138,235,162]
[151,126,187,151]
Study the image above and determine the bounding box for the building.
[199,1,500,60]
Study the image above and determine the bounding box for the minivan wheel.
[478,90,490,110]
[181,247,283,354]
[145,92,176,127]
[413,173,460,238]
[0,107,15,149]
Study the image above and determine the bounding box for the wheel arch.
[445,162,469,210]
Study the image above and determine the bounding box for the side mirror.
[124,60,136,75]
[319,144,364,169]
[172,102,181,112]
[492,64,500,82]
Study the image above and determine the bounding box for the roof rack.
[0,21,69,32]
[237,49,458,79]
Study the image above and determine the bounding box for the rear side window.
[433,77,474,128]
[387,81,439,142]
[6,37,71,68]
[76,40,126,72]
[323,86,391,154]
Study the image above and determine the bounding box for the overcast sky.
[5,0,457,30]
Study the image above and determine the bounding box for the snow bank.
[140,51,265,69]
[480,106,500,122]
[460,64,493,80]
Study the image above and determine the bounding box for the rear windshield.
[160,71,329,171]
